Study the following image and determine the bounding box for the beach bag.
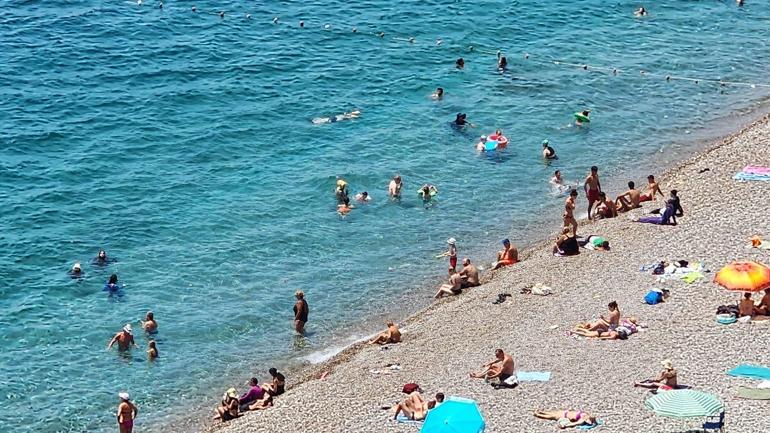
[653,262,665,275]
[644,290,663,305]
[402,383,419,394]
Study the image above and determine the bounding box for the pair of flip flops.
[492,293,512,304]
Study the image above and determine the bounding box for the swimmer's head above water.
[456,58,465,69]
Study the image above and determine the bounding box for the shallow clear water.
[1,1,769,432]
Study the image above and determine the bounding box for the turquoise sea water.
[2,1,770,432]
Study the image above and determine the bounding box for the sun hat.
[336,179,347,188]
[542,139,549,145]
[119,392,130,400]
[661,359,674,370]
[123,323,133,334]
[447,238,456,245]
[226,388,237,398]
[480,135,487,140]
[72,262,82,271]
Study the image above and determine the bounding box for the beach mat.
[576,419,604,430]
[734,172,770,181]
[727,364,770,380]
[736,387,770,400]
[396,414,422,424]
[516,371,551,382]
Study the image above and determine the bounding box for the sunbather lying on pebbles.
[368,322,401,345]
[572,317,638,340]
[469,349,515,386]
[634,359,677,389]
[577,235,610,251]
[533,409,597,429]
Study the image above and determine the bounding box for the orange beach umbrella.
[714,261,770,292]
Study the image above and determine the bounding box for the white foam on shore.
[300,332,378,364]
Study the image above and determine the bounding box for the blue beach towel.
[516,371,551,382]
[727,364,770,380]
[396,414,422,424]
[576,419,604,430]
[734,172,770,181]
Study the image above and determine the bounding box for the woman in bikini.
[534,409,597,429]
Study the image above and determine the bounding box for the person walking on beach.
[388,174,403,198]
[293,290,309,333]
[584,166,601,217]
[117,392,138,433]
[469,349,515,386]
[108,324,137,351]
[615,181,641,212]
[459,258,480,288]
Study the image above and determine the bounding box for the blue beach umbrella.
[421,397,485,433]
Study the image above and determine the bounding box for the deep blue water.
[2,1,770,432]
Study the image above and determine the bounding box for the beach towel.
[516,371,551,382]
[727,364,770,380]
[743,165,770,175]
[636,216,665,224]
[734,172,770,181]
[576,420,604,430]
[681,272,704,284]
[396,414,422,424]
[735,387,770,400]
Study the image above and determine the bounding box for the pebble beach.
[203,114,770,433]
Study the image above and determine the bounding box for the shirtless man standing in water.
[584,166,601,217]
[108,324,137,351]
[388,174,402,198]
[564,189,578,236]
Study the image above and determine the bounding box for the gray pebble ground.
[204,116,770,433]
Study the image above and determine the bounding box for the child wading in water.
[438,238,458,271]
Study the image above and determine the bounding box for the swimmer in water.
[418,184,438,202]
[337,197,353,215]
[453,113,467,126]
[103,274,123,293]
[94,249,111,265]
[432,87,444,100]
[388,175,402,198]
[354,191,371,202]
[476,135,488,151]
[312,110,361,125]
[69,262,83,278]
[550,170,563,186]
[335,179,349,204]
[575,110,591,126]
[456,58,465,69]
[635,7,648,16]
[542,139,557,159]
[141,311,158,333]
[147,340,159,360]
[498,56,507,70]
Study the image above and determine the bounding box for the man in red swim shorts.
[584,166,601,217]
[639,175,664,202]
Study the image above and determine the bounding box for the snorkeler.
[312,110,361,125]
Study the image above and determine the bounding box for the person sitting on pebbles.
[434,267,463,298]
[392,384,427,421]
[580,301,620,332]
[739,292,756,318]
[469,348,515,387]
[634,359,678,390]
[571,316,637,340]
[534,409,598,429]
[368,321,401,345]
[492,239,518,269]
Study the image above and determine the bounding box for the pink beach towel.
[743,165,770,175]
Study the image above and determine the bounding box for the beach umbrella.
[714,261,770,292]
[421,397,485,433]
[645,390,723,418]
